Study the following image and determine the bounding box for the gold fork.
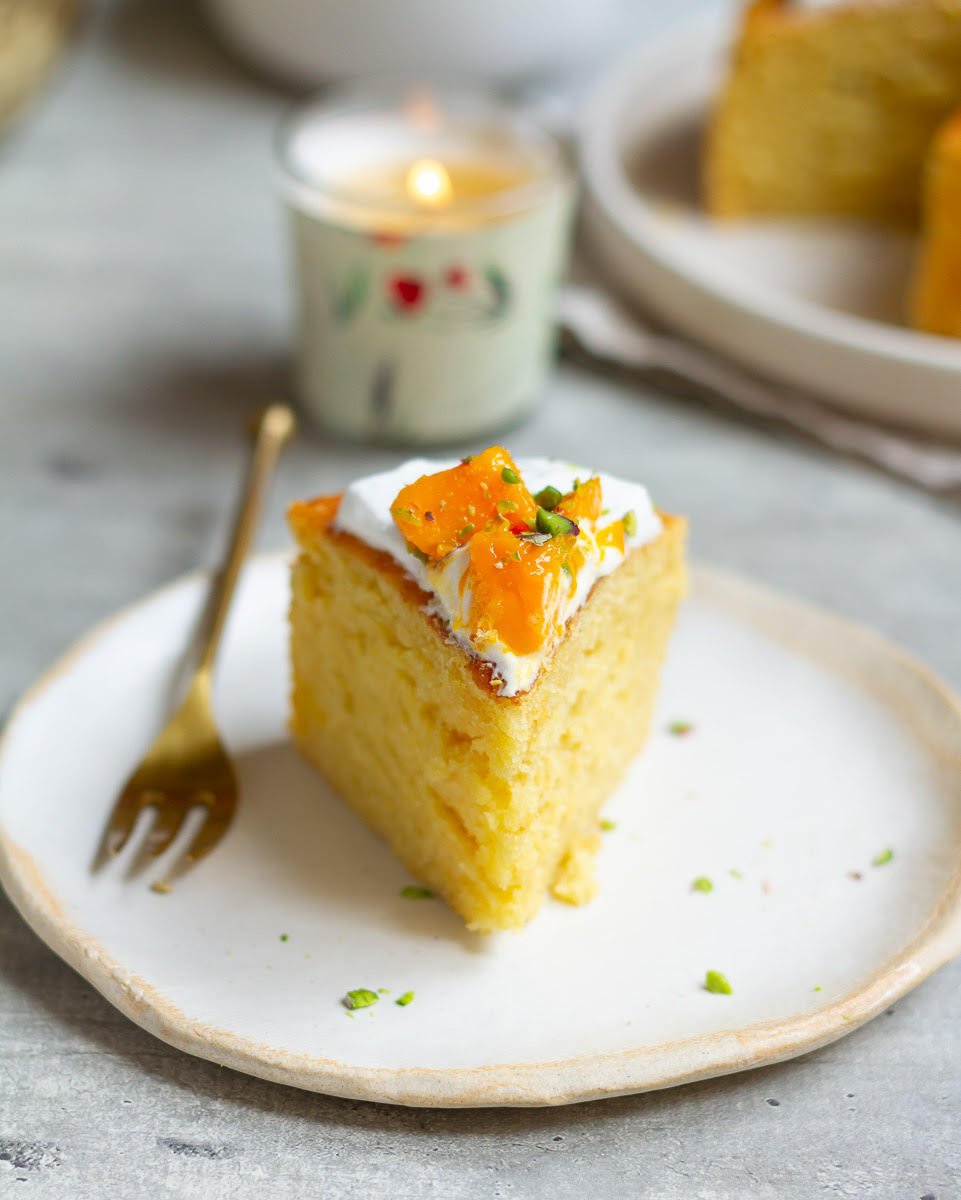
[94,404,297,885]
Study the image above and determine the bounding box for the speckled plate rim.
[2,552,961,1108]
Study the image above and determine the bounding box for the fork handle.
[196,404,297,676]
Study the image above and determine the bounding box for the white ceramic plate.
[580,13,961,440]
[2,553,961,1107]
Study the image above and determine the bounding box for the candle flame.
[406,159,453,208]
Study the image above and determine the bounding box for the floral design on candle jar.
[332,264,370,323]
[385,271,427,314]
[332,257,513,328]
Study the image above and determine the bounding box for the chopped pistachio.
[561,561,572,577]
[533,485,563,511]
[459,523,475,539]
[500,466,520,484]
[405,541,429,565]
[511,550,522,561]
[343,988,379,1010]
[704,970,733,995]
[378,988,390,994]
[729,869,743,880]
[497,499,518,513]
[812,985,823,993]
[872,847,894,867]
[623,510,638,538]
[392,506,421,526]
[400,885,434,900]
[691,876,713,893]
[279,933,289,942]
[668,720,693,736]
[461,455,474,464]
[599,819,616,832]
[396,991,415,1007]
[535,507,579,538]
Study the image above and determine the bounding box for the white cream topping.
[333,457,662,696]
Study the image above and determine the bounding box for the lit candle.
[276,88,575,444]
[405,159,452,207]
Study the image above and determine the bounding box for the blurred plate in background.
[580,14,961,440]
[205,0,627,86]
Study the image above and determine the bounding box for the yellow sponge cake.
[288,448,685,932]
[706,0,961,225]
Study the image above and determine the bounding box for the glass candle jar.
[276,88,575,444]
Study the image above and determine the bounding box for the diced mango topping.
[389,448,633,658]
[467,527,580,655]
[596,519,625,555]
[288,494,342,540]
[557,476,603,525]
[391,446,537,560]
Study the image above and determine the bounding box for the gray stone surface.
[1,2,960,1196]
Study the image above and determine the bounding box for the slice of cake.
[910,108,961,337]
[288,448,685,932]
[706,0,961,225]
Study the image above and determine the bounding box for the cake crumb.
[551,833,600,905]
[150,881,172,895]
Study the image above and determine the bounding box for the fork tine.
[92,792,147,870]
[173,805,232,873]
[144,807,190,860]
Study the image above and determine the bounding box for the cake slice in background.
[910,108,961,337]
[706,0,961,225]
[288,449,685,932]
[0,0,77,134]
